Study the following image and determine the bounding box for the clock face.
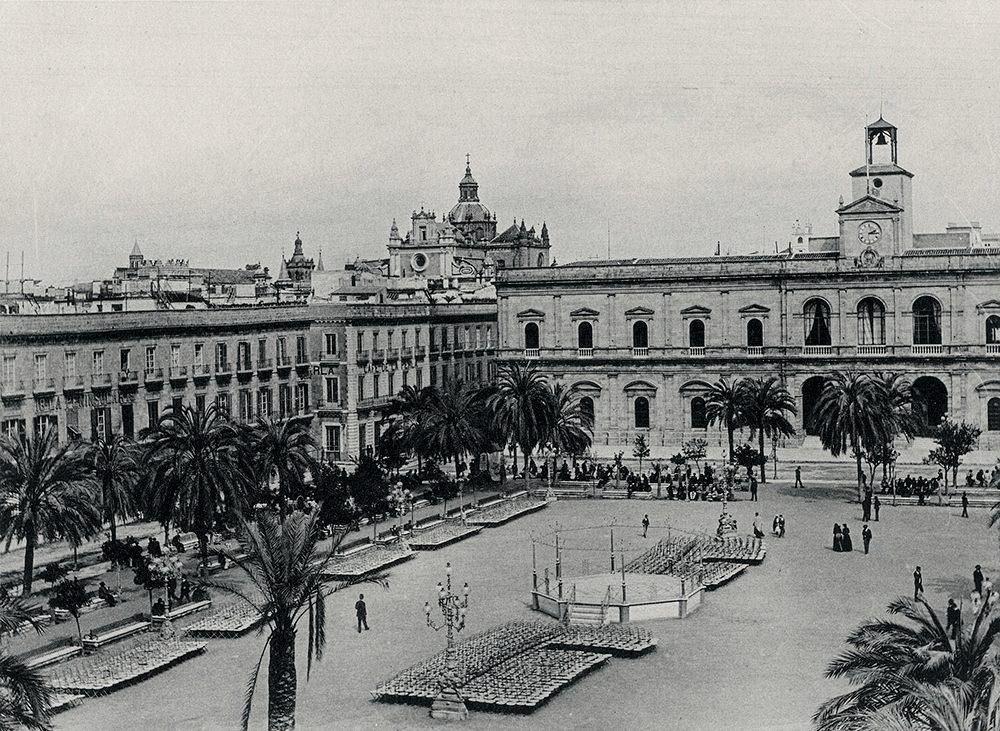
[857,221,882,245]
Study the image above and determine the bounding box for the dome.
[448,201,492,224]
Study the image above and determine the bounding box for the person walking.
[356,593,370,633]
[842,524,853,552]
[750,475,758,502]
[962,492,969,518]
[873,495,881,522]
[753,513,764,539]
[794,465,804,489]
[974,565,984,597]
[862,494,871,522]
[914,567,924,601]
[833,523,843,552]
[946,599,961,641]
[642,514,650,538]
[862,524,872,555]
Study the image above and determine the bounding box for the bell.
[874,130,890,146]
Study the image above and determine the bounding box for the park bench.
[172,533,200,553]
[53,593,108,622]
[23,642,82,669]
[81,615,151,650]
[507,490,528,500]
[414,515,444,531]
[151,598,212,625]
[336,538,371,556]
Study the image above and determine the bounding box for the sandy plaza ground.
[24,464,1000,731]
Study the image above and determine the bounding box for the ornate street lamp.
[424,562,471,720]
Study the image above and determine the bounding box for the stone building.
[495,119,1000,453]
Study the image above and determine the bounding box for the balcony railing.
[236,360,254,374]
[856,345,887,356]
[911,344,943,355]
[745,346,763,356]
[632,347,649,357]
[276,355,292,368]
[524,348,540,359]
[357,350,370,364]
[387,348,400,360]
[986,344,1000,355]
[257,358,273,372]
[372,349,386,361]
[91,373,113,389]
[192,364,212,379]
[62,375,86,391]
[215,362,233,375]
[32,378,56,394]
[358,395,394,409]
[118,370,139,386]
[295,354,309,366]
[577,348,594,357]
[688,347,706,357]
[143,368,164,384]
[169,366,188,382]
[801,346,832,356]
[401,346,413,359]
[414,345,427,358]
[320,351,339,362]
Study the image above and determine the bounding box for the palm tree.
[873,372,918,485]
[142,404,250,568]
[423,379,488,484]
[382,385,435,471]
[212,510,385,731]
[704,377,747,463]
[483,361,554,476]
[0,429,101,596]
[89,435,139,543]
[0,596,54,729]
[546,383,593,482]
[248,417,316,515]
[816,596,1000,731]
[742,376,796,484]
[815,371,895,502]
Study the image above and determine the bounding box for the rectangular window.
[402,369,409,387]
[194,343,204,367]
[279,385,291,417]
[65,352,77,378]
[359,423,367,455]
[324,425,341,454]
[215,343,228,370]
[374,422,382,451]
[92,407,111,441]
[147,400,159,428]
[326,377,340,403]
[93,350,104,375]
[388,372,394,395]
[387,331,393,349]
[357,332,364,353]
[145,345,156,372]
[195,393,206,414]
[441,364,448,383]
[2,419,26,440]
[441,328,449,351]
[258,339,267,365]
[415,329,422,348]
[401,330,408,348]
[215,392,231,417]
[430,365,437,386]
[120,349,131,373]
[358,374,365,400]
[416,369,423,388]
[276,338,287,365]
[325,334,338,356]
[477,362,483,381]
[258,388,273,417]
[121,404,134,440]
[2,356,14,387]
[240,390,253,423]
[172,396,183,413]
[238,342,251,370]
[486,327,493,348]
[430,329,437,352]
[372,332,379,351]
[296,336,307,363]
[372,373,380,399]
[34,354,47,381]
[295,384,309,414]
[170,345,181,368]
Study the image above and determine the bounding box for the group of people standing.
[833,523,874,554]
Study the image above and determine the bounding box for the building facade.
[495,119,1000,453]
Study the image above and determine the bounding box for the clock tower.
[837,117,914,260]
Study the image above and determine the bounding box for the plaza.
[25,462,996,731]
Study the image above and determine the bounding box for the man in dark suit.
[914,567,923,601]
[962,492,970,518]
[862,525,872,555]
[974,565,984,597]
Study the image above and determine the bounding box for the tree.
[483,361,554,476]
[704,377,747,463]
[89,434,139,543]
[0,596,53,729]
[348,456,390,540]
[212,510,386,731]
[381,386,436,472]
[547,383,593,482]
[0,428,101,596]
[816,596,1000,731]
[141,405,250,568]
[248,417,316,515]
[682,438,708,472]
[49,578,89,646]
[632,435,650,474]
[732,443,765,479]
[313,464,357,529]
[423,379,488,486]
[814,371,895,502]
[741,376,796,484]
[925,420,982,495]
[36,564,69,590]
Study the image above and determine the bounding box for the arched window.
[803,299,832,345]
[524,322,539,350]
[689,319,705,347]
[857,298,886,345]
[537,253,544,267]
[632,321,648,348]
[634,396,649,429]
[578,321,594,349]
[990,398,1000,431]
[691,397,707,429]
[913,296,942,345]
[987,315,1000,344]
[746,319,763,347]
[579,396,595,428]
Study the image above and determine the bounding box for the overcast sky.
[2,1,999,285]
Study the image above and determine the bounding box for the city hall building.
[495,119,1000,453]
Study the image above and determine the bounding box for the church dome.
[448,159,492,225]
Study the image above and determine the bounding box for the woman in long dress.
[842,524,853,552]
[833,523,843,552]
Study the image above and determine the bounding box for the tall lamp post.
[424,562,471,720]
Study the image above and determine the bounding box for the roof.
[849,163,913,178]
[836,195,904,215]
[867,117,896,130]
[130,242,143,257]
[190,268,257,285]
[902,247,999,257]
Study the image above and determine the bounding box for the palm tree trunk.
[853,445,864,503]
[74,614,83,646]
[758,430,766,484]
[268,627,297,731]
[727,425,735,463]
[22,530,35,596]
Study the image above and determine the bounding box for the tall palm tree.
[483,361,554,475]
[89,435,139,543]
[742,376,796,484]
[382,385,435,471]
[0,429,101,595]
[815,371,894,502]
[249,417,316,515]
[873,372,918,484]
[0,596,54,730]
[816,596,1000,731]
[704,377,747,463]
[422,380,487,482]
[546,383,593,481]
[142,404,250,568]
[213,510,385,731]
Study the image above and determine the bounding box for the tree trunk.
[854,447,864,503]
[109,514,118,543]
[727,425,735,463]
[198,533,209,571]
[73,614,83,646]
[758,430,767,484]
[22,531,35,596]
[268,628,298,731]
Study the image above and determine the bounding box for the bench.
[151,599,212,625]
[23,643,82,669]
[53,594,108,622]
[200,552,247,573]
[336,538,371,557]
[81,617,151,650]
[415,515,444,530]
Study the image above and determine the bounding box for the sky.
[1,1,999,286]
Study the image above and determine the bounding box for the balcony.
[215,362,233,379]
[276,355,292,369]
[320,351,340,364]
[236,359,254,375]
[745,346,764,357]
[372,349,386,362]
[987,344,1000,355]
[168,366,188,384]
[387,348,400,361]
[32,378,56,395]
[401,346,413,360]
[524,348,540,359]
[911,344,943,355]
[358,395,394,409]
[687,347,706,357]
[192,365,212,382]
[143,368,164,386]
[0,381,26,400]
[118,370,140,388]
[632,347,649,357]
[357,350,370,364]
[801,346,832,356]
[62,375,86,392]
[257,358,273,376]
[856,345,887,356]
[91,373,113,390]
[577,348,594,357]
